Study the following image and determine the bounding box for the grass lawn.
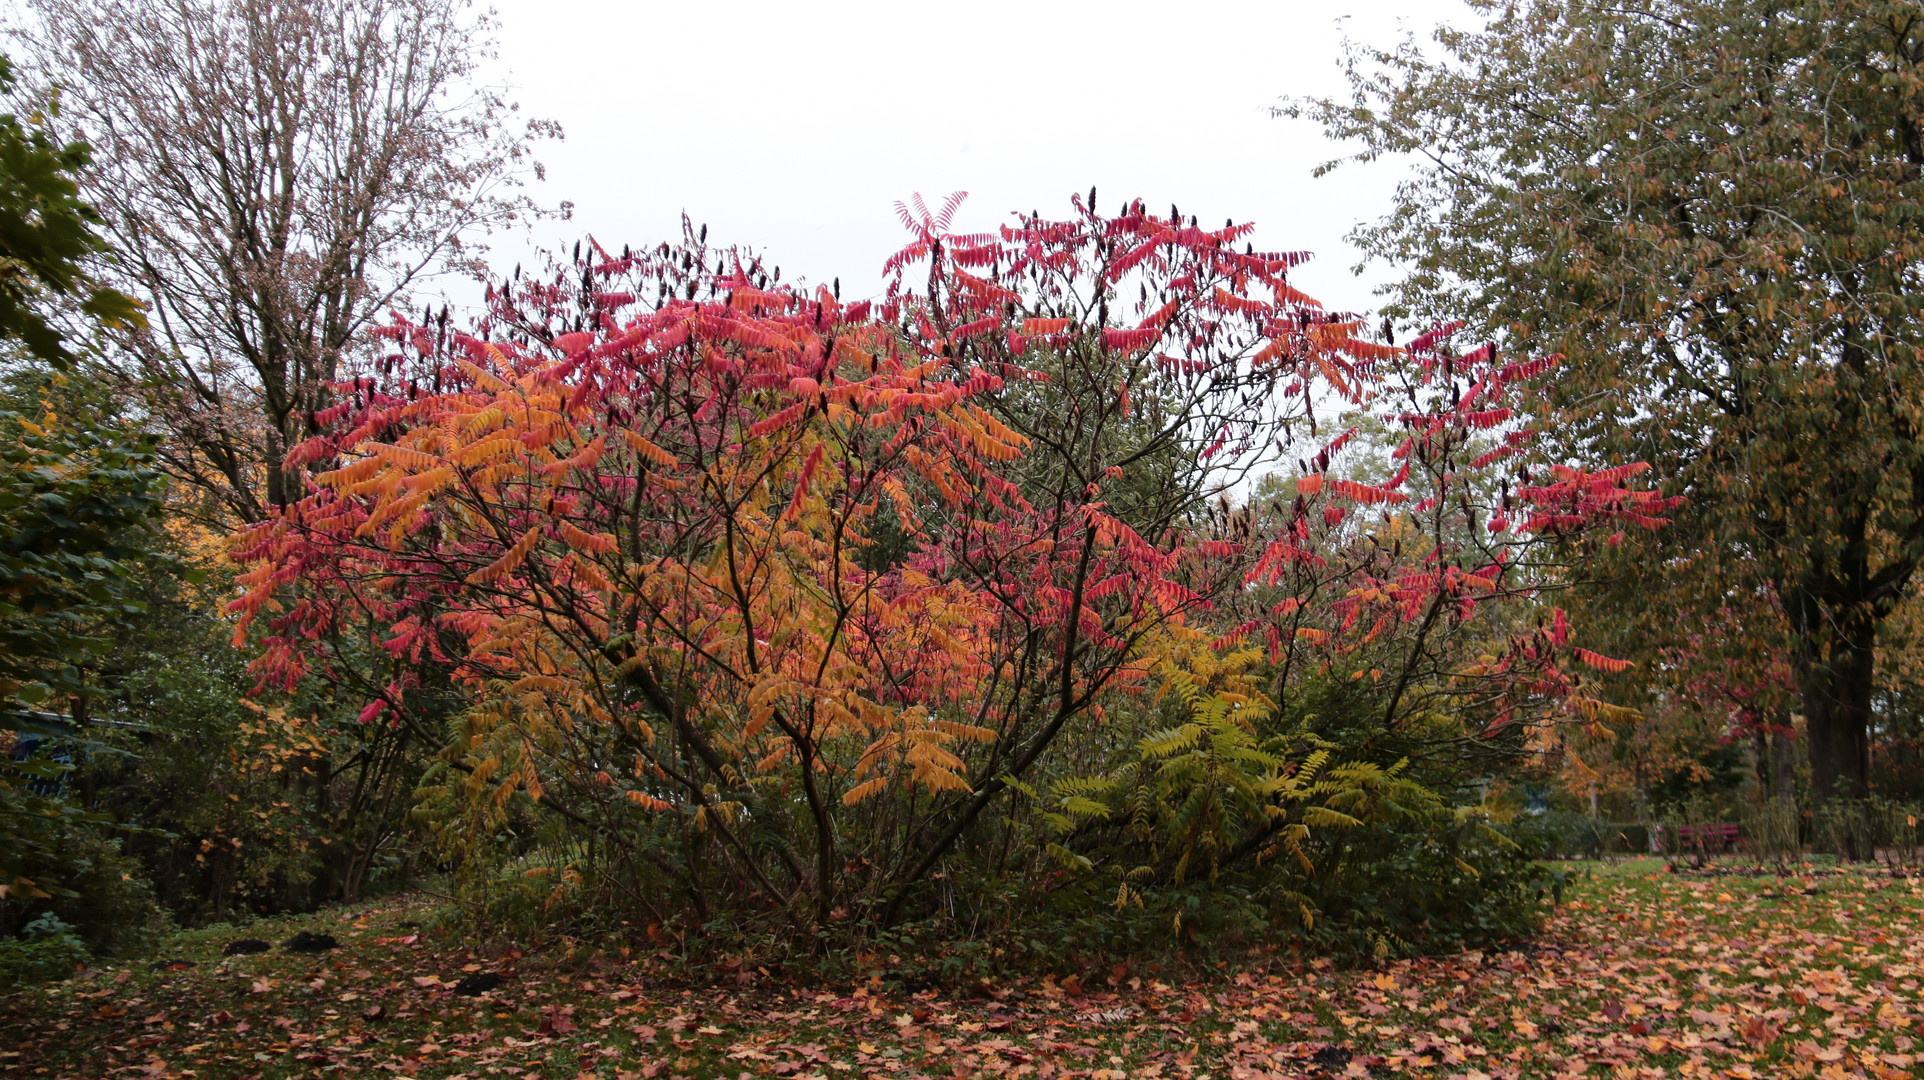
[2,858,1921,1079]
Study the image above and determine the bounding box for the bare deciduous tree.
[14,0,561,520]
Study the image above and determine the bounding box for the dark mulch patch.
[282,932,339,954]
[452,972,502,997]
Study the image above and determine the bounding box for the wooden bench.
[1657,822,1741,852]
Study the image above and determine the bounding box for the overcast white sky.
[484,0,1477,315]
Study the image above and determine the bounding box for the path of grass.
[3,859,1921,1079]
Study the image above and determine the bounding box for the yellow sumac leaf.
[912,766,973,794]
[461,406,506,438]
[842,776,888,805]
[453,434,519,467]
[568,557,614,593]
[317,455,383,487]
[818,698,860,732]
[541,433,607,477]
[356,490,428,538]
[384,515,417,551]
[511,674,570,696]
[371,443,442,472]
[455,358,508,393]
[932,719,997,743]
[404,466,454,495]
[622,430,678,467]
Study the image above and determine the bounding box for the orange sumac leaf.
[622,430,678,467]
[560,521,617,555]
[468,525,543,584]
[626,790,672,811]
[1575,648,1634,674]
[1330,478,1408,505]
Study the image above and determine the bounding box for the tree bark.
[1797,611,1874,859]
[1800,622,1873,807]
[1768,720,1797,807]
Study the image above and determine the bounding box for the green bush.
[1739,800,1802,867]
[1810,797,1924,865]
[0,912,90,986]
[1522,811,1653,858]
[411,591,1579,970]
[0,820,168,955]
[862,802,1553,972]
[1294,811,1550,958]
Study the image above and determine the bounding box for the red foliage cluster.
[224,193,1675,916]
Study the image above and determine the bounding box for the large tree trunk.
[1797,612,1875,858]
[1801,629,1873,805]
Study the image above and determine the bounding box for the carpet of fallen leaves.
[3,858,1921,1080]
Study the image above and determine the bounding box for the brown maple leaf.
[1740,1015,1780,1049]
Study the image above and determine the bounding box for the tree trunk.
[1798,613,1874,858]
[1769,722,1797,807]
[1801,633,1872,805]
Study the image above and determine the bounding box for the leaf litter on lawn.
[2,859,1920,1079]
